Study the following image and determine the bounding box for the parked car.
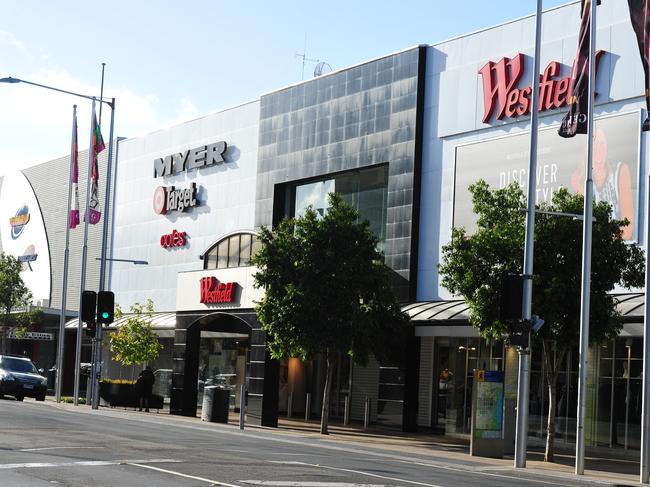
[0,355,47,402]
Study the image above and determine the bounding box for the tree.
[253,193,409,434]
[109,299,162,379]
[0,252,43,354]
[439,181,644,462]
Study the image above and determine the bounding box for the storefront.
[414,1,649,452]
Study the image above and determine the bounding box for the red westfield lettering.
[479,51,605,123]
[200,277,236,304]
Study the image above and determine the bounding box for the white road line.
[239,482,393,486]
[128,462,242,486]
[18,446,106,452]
[0,458,181,470]
[267,461,444,487]
[397,460,591,487]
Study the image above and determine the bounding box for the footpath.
[44,398,640,486]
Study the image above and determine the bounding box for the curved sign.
[0,170,52,305]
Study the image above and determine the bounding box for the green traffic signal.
[101,312,109,319]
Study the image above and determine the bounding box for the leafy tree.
[253,193,409,434]
[439,181,644,462]
[109,299,162,379]
[0,252,43,354]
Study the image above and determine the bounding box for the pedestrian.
[136,366,155,412]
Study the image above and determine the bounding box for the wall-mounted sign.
[153,183,199,215]
[18,245,38,271]
[153,141,228,178]
[0,170,52,304]
[199,277,236,304]
[160,229,187,248]
[479,52,605,123]
[7,330,54,341]
[9,205,30,239]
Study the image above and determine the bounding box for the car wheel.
[15,395,24,402]
[36,394,45,402]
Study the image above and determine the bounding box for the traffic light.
[86,321,96,338]
[97,291,115,324]
[81,291,97,323]
[499,274,523,322]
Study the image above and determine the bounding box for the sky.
[0,0,571,175]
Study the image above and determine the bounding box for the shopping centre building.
[2,0,649,454]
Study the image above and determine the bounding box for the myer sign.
[153,141,228,178]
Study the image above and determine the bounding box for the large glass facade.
[203,232,260,270]
[293,165,389,253]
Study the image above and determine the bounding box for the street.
[0,397,624,487]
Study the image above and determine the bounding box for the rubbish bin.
[201,386,230,423]
[47,367,56,391]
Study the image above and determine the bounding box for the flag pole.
[55,104,77,403]
[575,0,597,475]
[74,99,97,406]
[91,97,115,410]
[89,61,108,410]
[515,0,543,469]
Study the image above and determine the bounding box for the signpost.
[471,370,505,458]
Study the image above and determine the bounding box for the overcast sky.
[0,0,571,175]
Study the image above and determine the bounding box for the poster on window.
[453,111,641,241]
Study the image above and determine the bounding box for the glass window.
[203,233,259,270]
[251,236,262,260]
[228,235,240,268]
[217,240,229,269]
[292,165,388,252]
[239,234,252,267]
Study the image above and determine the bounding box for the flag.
[559,0,597,137]
[628,0,650,130]
[87,112,105,225]
[70,109,80,229]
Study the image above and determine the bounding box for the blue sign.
[9,205,30,239]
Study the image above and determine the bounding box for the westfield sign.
[479,51,604,123]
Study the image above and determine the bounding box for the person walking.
[137,366,155,412]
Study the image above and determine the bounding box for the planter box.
[99,382,163,410]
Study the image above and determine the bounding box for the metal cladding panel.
[111,101,260,312]
[257,48,425,302]
[418,1,650,301]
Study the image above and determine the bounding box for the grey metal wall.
[18,147,115,312]
[255,47,426,301]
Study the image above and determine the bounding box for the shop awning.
[403,292,646,325]
[65,312,177,337]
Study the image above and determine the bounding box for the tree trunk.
[543,340,566,463]
[320,348,334,435]
[0,326,6,355]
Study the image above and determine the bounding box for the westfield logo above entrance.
[478,51,604,123]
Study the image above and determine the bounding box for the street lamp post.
[0,76,115,406]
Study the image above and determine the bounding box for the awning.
[65,312,177,337]
[403,292,646,325]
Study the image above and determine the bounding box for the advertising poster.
[474,370,504,440]
[454,112,641,240]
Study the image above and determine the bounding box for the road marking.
[0,458,181,469]
[267,461,443,487]
[396,460,588,487]
[18,446,106,452]
[240,482,394,486]
[128,462,242,486]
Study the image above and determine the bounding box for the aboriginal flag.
[628,0,650,130]
[559,0,599,137]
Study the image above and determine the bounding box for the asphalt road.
[0,397,624,487]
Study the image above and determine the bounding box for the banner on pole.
[87,113,105,225]
[70,109,79,229]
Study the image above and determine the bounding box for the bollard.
[364,396,371,429]
[305,392,311,421]
[239,384,245,430]
[344,394,350,425]
[287,391,293,418]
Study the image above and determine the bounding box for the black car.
[0,355,47,401]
